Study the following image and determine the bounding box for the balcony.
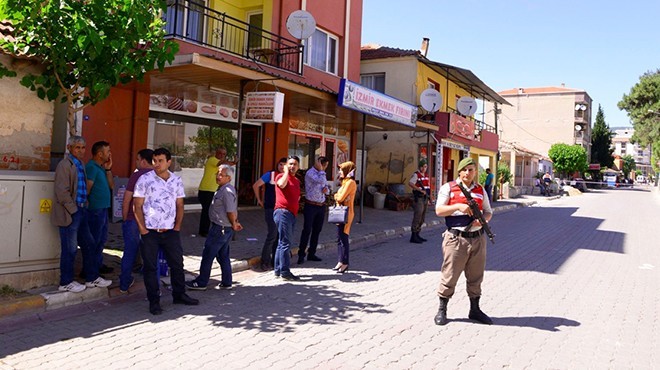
[164,0,304,75]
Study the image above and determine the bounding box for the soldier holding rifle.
[433,157,494,326]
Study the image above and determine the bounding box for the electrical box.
[0,171,59,273]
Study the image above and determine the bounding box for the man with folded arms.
[133,147,199,315]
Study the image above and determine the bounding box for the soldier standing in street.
[409,159,430,244]
[433,157,493,325]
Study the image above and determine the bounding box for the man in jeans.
[83,141,114,288]
[52,136,92,293]
[134,148,199,315]
[274,156,301,281]
[119,148,153,293]
[298,156,329,264]
[187,164,243,290]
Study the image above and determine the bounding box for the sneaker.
[59,281,86,293]
[215,283,233,290]
[119,277,135,294]
[185,281,207,291]
[85,277,112,288]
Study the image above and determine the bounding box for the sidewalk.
[0,195,556,322]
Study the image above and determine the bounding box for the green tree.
[618,69,660,172]
[0,0,178,135]
[548,143,588,177]
[590,105,614,168]
[189,127,237,168]
[621,154,636,178]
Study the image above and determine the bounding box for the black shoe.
[149,302,163,315]
[173,293,199,305]
[410,232,423,244]
[297,255,305,265]
[434,297,449,326]
[418,235,428,242]
[281,273,300,281]
[307,255,322,262]
[336,264,349,274]
[468,296,492,325]
[99,264,114,274]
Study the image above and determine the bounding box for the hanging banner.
[244,92,285,123]
[337,79,417,128]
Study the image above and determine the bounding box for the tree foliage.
[590,105,614,168]
[618,69,660,172]
[621,154,636,178]
[0,0,179,135]
[548,143,588,177]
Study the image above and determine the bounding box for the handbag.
[327,204,348,224]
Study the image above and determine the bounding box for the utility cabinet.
[0,171,59,274]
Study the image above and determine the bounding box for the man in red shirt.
[273,156,301,281]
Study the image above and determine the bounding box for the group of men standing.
[53,138,495,324]
[52,136,114,293]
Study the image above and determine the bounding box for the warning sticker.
[40,199,52,213]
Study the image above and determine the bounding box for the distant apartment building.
[485,86,593,161]
[611,127,653,176]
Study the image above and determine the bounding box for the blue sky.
[361,0,660,127]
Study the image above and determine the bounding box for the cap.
[418,159,427,167]
[457,157,476,172]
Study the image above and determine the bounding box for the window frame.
[303,28,339,75]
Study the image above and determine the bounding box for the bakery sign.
[448,113,475,140]
[338,79,417,128]
[149,94,240,122]
[244,92,285,123]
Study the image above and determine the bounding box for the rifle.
[457,182,495,244]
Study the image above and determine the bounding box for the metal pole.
[234,79,247,194]
[358,114,366,223]
[494,103,500,200]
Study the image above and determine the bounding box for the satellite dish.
[574,104,581,111]
[420,89,442,113]
[575,124,582,131]
[286,10,316,40]
[456,96,477,116]
[580,104,587,111]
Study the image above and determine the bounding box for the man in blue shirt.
[484,168,494,202]
[83,141,113,288]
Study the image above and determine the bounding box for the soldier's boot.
[468,296,493,325]
[417,233,428,242]
[434,297,449,325]
[409,232,423,244]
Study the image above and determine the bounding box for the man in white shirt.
[133,147,199,315]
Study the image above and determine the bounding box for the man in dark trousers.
[408,159,430,244]
[187,164,243,290]
[433,157,493,326]
[133,148,199,315]
[52,136,90,293]
[297,156,329,264]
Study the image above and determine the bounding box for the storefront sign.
[448,114,475,140]
[245,92,285,123]
[149,94,240,123]
[440,139,470,152]
[338,79,417,128]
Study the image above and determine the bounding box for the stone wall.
[0,55,54,171]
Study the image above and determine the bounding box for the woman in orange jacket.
[333,161,357,273]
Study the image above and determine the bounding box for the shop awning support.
[358,114,366,223]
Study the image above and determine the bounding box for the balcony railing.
[164,0,304,75]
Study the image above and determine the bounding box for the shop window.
[288,133,322,170]
[149,118,238,199]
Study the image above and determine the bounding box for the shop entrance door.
[238,125,259,205]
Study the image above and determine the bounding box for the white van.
[636,175,647,184]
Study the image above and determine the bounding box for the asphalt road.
[1,187,658,369]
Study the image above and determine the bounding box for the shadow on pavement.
[450,316,580,332]
[486,206,624,274]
